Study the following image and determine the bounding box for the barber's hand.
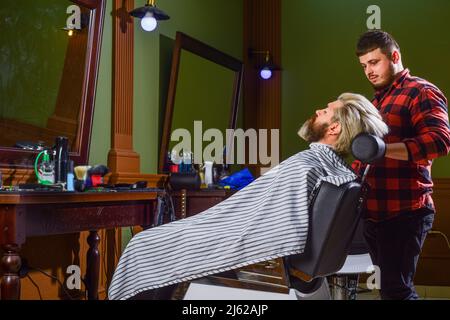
[351,133,386,164]
[385,142,409,161]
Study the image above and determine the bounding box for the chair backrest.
[348,216,369,255]
[287,180,366,279]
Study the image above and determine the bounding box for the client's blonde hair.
[332,93,389,155]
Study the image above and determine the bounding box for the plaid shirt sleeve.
[351,159,362,173]
[403,88,450,164]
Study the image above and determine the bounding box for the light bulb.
[260,67,272,80]
[141,12,158,32]
[68,29,74,37]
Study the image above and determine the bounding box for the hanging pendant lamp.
[130,0,170,32]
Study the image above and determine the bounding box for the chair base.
[329,253,374,300]
[184,282,298,300]
[183,278,331,300]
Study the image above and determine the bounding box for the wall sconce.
[249,49,280,80]
[63,27,77,37]
[62,12,89,37]
[130,0,170,32]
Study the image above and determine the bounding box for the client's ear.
[328,121,341,136]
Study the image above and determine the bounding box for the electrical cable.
[102,229,115,299]
[429,230,450,250]
[101,228,120,300]
[113,228,119,258]
[102,230,108,286]
[29,266,74,300]
[26,274,43,300]
[102,228,120,300]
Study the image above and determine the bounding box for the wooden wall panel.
[415,178,450,286]
[107,0,141,179]
[243,0,281,176]
[107,0,166,186]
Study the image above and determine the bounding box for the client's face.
[299,100,343,143]
[300,115,330,143]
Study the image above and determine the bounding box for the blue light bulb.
[260,67,272,80]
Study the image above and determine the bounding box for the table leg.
[1,244,22,300]
[86,231,100,300]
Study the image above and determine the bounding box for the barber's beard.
[372,64,397,90]
[298,115,330,143]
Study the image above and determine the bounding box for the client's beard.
[298,115,329,143]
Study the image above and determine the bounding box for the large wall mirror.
[159,32,243,173]
[0,0,105,169]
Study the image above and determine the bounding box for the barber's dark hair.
[356,30,400,57]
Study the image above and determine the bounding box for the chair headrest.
[351,133,386,164]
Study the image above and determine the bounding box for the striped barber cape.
[108,143,357,300]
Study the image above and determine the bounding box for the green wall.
[282,0,450,176]
[89,0,243,174]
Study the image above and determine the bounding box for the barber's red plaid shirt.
[352,69,450,222]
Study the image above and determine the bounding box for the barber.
[353,30,450,300]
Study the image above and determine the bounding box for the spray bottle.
[34,150,55,185]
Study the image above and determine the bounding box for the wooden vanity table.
[0,190,158,300]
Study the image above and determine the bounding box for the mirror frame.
[159,32,243,173]
[0,0,106,169]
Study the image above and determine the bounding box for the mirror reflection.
[169,49,236,161]
[0,0,89,151]
[159,32,243,173]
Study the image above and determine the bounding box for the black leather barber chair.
[286,133,385,296]
[285,179,366,294]
[179,133,385,299]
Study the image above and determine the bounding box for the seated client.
[108,92,389,300]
